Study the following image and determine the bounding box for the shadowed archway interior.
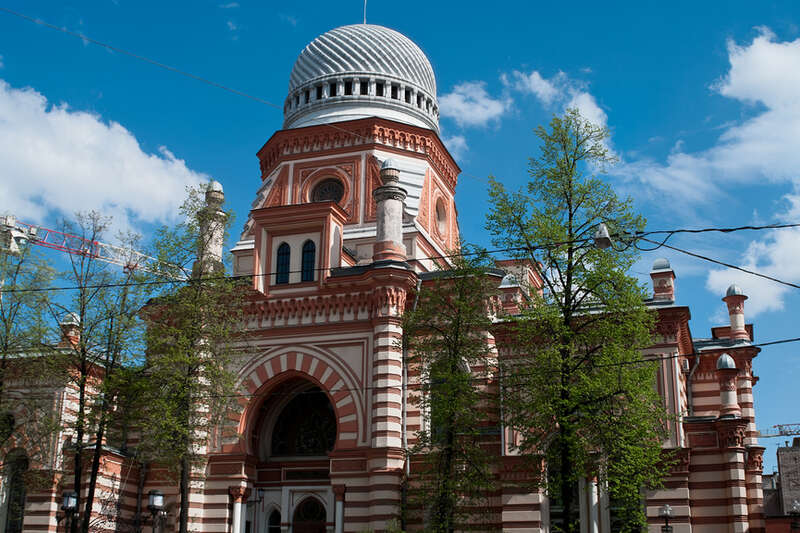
[253,378,337,460]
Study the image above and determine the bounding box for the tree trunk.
[433,422,456,533]
[179,454,190,533]
[71,369,87,533]
[81,411,106,533]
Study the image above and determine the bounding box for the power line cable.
[3,221,800,294]
[9,334,798,401]
[0,6,493,187]
[0,239,595,294]
[637,236,800,291]
[0,6,282,109]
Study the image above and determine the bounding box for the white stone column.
[229,487,249,533]
[579,478,588,533]
[588,478,599,533]
[372,159,407,262]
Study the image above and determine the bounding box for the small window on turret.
[360,81,369,95]
[376,82,384,97]
[405,89,411,103]
[344,80,353,95]
[304,90,310,104]
[329,82,337,97]
[417,94,423,107]
[294,94,299,107]
[316,86,323,100]
[391,85,398,99]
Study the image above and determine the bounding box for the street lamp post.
[658,504,674,533]
[61,491,77,533]
[148,490,165,533]
[789,499,800,531]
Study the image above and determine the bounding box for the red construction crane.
[757,423,800,439]
[1,214,180,277]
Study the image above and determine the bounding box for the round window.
[311,178,345,203]
[435,198,447,236]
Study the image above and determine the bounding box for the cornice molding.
[256,117,460,193]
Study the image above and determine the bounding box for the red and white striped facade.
[0,23,767,533]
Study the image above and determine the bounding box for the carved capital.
[718,423,746,450]
[333,484,346,501]
[746,446,765,472]
[672,448,690,474]
[229,486,250,503]
[373,185,407,203]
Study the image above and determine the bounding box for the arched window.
[276,243,290,284]
[267,509,281,533]
[3,450,29,533]
[271,387,336,457]
[301,241,316,282]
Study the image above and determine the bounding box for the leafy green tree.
[403,253,499,533]
[0,227,53,452]
[40,212,153,533]
[487,109,669,532]
[140,185,245,533]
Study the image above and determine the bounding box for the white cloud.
[507,70,608,128]
[0,55,4,69]
[615,28,800,317]
[443,135,468,160]
[218,2,239,7]
[509,71,561,105]
[566,90,607,130]
[706,226,800,317]
[0,80,206,230]
[279,14,298,27]
[227,20,238,31]
[616,29,800,206]
[439,81,511,128]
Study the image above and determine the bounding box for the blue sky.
[1,1,799,470]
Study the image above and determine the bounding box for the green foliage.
[43,212,156,533]
[138,186,245,533]
[487,110,669,532]
[403,251,499,533]
[0,237,54,456]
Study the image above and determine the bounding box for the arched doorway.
[292,497,326,533]
[3,449,29,533]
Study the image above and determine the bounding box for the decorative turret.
[717,353,741,419]
[58,312,80,348]
[723,284,749,341]
[650,258,676,301]
[372,159,407,262]
[193,180,227,278]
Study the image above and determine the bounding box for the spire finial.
[363,0,367,24]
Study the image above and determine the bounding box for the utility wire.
[4,222,800,293]
[0,7,281,109]
[0,239,596,294]
[0,7,490,186]
[4,221,800,294]
[10,334,799,401]
[638,236,800,291]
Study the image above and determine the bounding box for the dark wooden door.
[292,498,327,533]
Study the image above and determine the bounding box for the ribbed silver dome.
[716,353,736,370]
[289,24,436,95]
[726,284,745,297]
[283,24,440,132]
